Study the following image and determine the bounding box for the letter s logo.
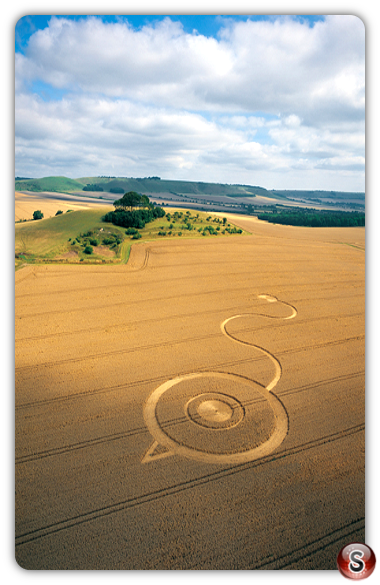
[349,550,365,573]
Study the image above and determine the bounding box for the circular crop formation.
[144,372,288,465]
[143,295,297,465]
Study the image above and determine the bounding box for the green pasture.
[15,208,113,260]
[15,176,84,193]
[15,207,248,268]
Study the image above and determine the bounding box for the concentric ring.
[186,392,245,429]
[144,372,288,464]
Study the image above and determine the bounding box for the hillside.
[15,208,111,259]
[15,175,364,201]
[15,175,365,214]
[16,176,260,197]
[15,176,84,193]
[15,199,248,267]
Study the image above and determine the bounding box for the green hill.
[15,175,259,196]
[15,205,247,268]
[15,176,365,206]
[15,176,85,193]
[15,208,113,258]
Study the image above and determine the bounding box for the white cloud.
[15,15,364,119]
[15,15,365,191]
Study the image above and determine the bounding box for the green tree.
[33,210,43,220]
[113,192,150,211]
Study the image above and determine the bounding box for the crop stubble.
[15,217,365,570]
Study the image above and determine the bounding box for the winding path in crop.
[143,294,298,464]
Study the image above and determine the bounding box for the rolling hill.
[15,175,365,204]
[15,176,261,197]
[15,176,85,193]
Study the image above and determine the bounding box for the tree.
[113,191,149,211]
[33,210,43,220]
[140,194,150,207]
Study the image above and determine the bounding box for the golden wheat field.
[15,190,108,221]
[15,214,365,569]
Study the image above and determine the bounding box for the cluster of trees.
[68,229,124,255]
[104,207,165,229]
[103,191,165,229]
[125,227,142,239]
[257,209,365,227]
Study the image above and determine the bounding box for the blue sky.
[14,14,365,190]
[15,15,326,53]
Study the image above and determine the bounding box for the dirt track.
[15,218,365,569]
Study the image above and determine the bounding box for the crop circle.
[186,393,244,429]
[144,372,288,464]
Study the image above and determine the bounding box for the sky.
[14,14,365,191]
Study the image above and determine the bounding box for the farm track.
[15,284,363,322]
[15,220,365,569]
[246,517,365,570]
[15,422,364,547]
[15,331,364,373]
[15,371,364,463]
[15,269,363,300]
[15,368,364,412]
[15,308,363,343]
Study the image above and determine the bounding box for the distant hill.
[15,176,84,193]
[15,175,287,198]
[68,176,261,197]
[15,176,364,206]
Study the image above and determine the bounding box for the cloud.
[15,15,365,190]
[16,16,364,120]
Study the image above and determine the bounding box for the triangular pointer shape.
[141,440,174,464]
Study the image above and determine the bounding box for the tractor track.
[15,422,364,547]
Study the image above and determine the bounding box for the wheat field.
[15,215,365,569]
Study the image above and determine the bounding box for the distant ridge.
[15,176,259,197]
[15,175,364,202]
[15,176,84,193]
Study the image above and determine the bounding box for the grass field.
[15,208,117,264]
[15,199,248,268]
[15,176,85,193]
[15,214,365,569]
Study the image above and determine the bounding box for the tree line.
[257,209,365,227]
[82,183,104,191]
